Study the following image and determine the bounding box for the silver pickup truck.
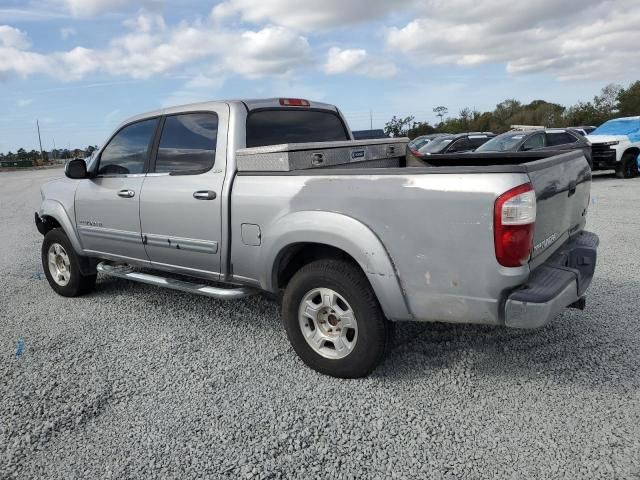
[36,98,599,378]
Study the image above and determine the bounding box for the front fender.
[262,211,412,321]
[39,199,83,254]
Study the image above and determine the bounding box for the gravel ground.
[1,168,639,479]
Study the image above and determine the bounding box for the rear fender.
[263,211,412,321]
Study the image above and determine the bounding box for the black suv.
[475,128,592,166]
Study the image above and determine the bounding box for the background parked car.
[570,126,597,136]
[406,134,446,156]
[476,128,593,167]
[587,117,640,178]
[412,132,495,158]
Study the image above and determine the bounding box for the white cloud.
[212,0,410,30]
[324,47,397,78]
[223,26,311,78]
[60,26,76,39]
[61,0,162,17]
[17,98,34,107]
[386,0,640,81]
[0,25,31,49]
[0,15,312,81]
[0,26,52,77]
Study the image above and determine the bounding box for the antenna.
[36,120,44,164]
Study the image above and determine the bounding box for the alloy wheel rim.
[298,287,358,359]
[48,243,71,286]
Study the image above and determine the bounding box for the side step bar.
[97,262,257,300]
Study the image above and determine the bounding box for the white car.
[587,117,640,178]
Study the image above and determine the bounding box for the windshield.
[419,137,453,153]
[592,118,640,136]
[411,138,430,150]
[476,132,525,152]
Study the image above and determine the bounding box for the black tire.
[281,259,390,378]
[42,228,96,297]
[615,152,639,179]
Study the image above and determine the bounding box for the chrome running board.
[97,262,256,300]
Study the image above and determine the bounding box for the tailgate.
[527,151,592,262]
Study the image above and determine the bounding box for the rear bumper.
[504,231,599,328]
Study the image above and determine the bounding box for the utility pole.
[370,109,373,130]
[36,120,44,164]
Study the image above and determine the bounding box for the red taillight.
[494,183,536,267]
[279,98,310,107]
[410,148,422,157]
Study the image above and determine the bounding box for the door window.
[155,113,219,174]
[446,138,472,153]
[546,131,578,146]
[521,133,546,151]
[98,118,158,175]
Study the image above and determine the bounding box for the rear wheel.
[42,229,96,297]
[616,152,639,179]
[281,259,390,378]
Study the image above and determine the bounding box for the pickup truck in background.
[36,98,599,378]
[587,116,640,178]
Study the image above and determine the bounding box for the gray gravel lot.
[1,168,639,479]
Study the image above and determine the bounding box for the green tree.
[407,121,436,139]
[384,115,415,137]
[594,83,623,118]
[433,106,448,125]
[617,81,640,117]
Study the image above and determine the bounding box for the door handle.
[193,190,217,200]
[118,189,135,198]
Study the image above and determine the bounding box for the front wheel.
[281,259,390,378]
[615,152,639,179]
[42,228,96,297]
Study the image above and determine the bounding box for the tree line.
[0,146,98,166]
[385,80,640,139]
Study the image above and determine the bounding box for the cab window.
[546,131,578,146]
[155,113,218,174]
[98,118,158,175]
[246,109,349,148]
[446,138,472,153]
[521,133,546,151]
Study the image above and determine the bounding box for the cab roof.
[118,98,338,128]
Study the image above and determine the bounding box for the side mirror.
[65,158,88,179]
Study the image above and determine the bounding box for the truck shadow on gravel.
[92,276,638,390]
[376,297,638,389]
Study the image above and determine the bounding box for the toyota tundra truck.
[36,98,599,378]
[587,116,640,178]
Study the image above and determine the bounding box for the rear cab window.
[246,109,349,148]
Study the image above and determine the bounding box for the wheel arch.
[38,199,84,254]
[263,211,412,321]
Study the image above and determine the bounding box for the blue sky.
[1,0,638,152]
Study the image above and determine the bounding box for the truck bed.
[231,149,592,325]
